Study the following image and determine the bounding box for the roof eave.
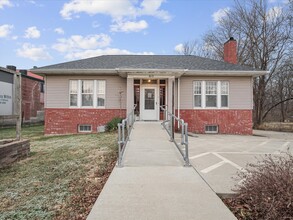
[30,69,118,76]
[184,70,268,77]
[30,68,268,78]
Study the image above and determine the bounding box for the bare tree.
[202,0,292,125]
[263,58,293,121]
[176,40,219,59]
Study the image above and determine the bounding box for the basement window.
[205,125,218,134]
[78,124,92,133]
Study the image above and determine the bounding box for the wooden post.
[15,73,21,140]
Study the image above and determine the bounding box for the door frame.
[140,84,159,121]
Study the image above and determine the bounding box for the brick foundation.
[179,109,253,135]
[45,108,126,135]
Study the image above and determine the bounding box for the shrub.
[105,117,123,132]
[224,152,293,220]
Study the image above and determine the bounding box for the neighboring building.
[31,38,267,135]
[18,69,44,123]
[0,66,44,125]
[0,67,15,116]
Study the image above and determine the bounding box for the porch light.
[148,79,151,83]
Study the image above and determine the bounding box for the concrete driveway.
[186,130,293,195]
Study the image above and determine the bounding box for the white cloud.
[60,0,135,20]
[17,43,52,61]
[54,27,65,35]
[52,32,154,60]
[0,24,13,38]
[212,7,230,24]
[139,0,171,22]
[65,48,154,60]
[24,26,41,39]
[52,34,111,53]
[111,20,148,32]
[0,0,12,9]
[174,43,184,53]
[60,0,171,32]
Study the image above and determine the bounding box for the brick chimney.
[224,37,237,64]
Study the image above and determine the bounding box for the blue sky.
[0,0,283,69]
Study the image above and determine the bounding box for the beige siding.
[180,76,253,110]
[46,75,126,109]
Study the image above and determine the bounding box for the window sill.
[193,107,230,110]
[69,106,106,109]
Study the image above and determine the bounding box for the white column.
[167,77,174,114]
[126,77,134,115]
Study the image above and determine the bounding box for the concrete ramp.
[87,122,236,220]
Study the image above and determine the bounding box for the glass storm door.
[141,87,158,120]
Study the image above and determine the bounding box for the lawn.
[0,125,118,220]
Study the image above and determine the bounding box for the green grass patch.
[0,125,117,219]
[0,125,44,140]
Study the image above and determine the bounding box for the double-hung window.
[194,81,202,107]
[69,80,106,108]
[97,81,106,107]
[70,80,78,107]
[193,81,229,108]
[221,81,229,107]
[81,80,94,107]
[205,81,217,107]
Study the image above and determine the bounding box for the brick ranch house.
[31,38,266,135]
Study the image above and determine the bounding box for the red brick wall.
[22,77,44,121]
[45,108,126,135]
[179,109,253,135]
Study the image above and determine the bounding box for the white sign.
[0,81,13,115]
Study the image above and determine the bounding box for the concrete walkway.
[87,122,236,220]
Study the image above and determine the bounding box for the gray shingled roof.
[37,55,259,71]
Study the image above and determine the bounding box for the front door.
[140,87,158,120]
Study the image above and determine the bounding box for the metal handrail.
[117,104,137,167]
[160,106,190,166]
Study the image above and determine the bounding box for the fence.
[160,106,190,166]
[117,104,137,167]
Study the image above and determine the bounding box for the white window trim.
[193,80,229,109]
[78,124,92,133]
[69,79,106,108]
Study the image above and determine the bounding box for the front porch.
[126,76,177,121]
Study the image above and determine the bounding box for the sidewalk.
[87,122,236,220]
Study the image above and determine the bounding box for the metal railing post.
[118,124,122,167]
[117,104,137,168]
[127,118,130,138]
[184,123,190,166]
[122,120,125,144]
[181,120,184,145]
[170,115,174,141]
[160,105,190,167]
